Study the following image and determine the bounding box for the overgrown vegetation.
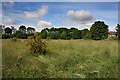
[1,25,35,39]
[1,21,117,40]
[116,24,120,40]
[2,39,118,78]
[1,21,119,78]
[26,36,47,55]
[11,37,18,42]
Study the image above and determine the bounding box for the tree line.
[1,21,120,40]
[1,25,35,39]
[39,21,119,40]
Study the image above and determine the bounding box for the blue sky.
[2,2,118,31]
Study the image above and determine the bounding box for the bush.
[108,37,118,40]
[26,36,47,55]
[10,34,16,38]
[15,31,27,39]
[2,34,10,39]
[11,37,18,42]
[83,33,91,40]
[27,36,34,39]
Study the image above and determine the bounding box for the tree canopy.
[5,27,12,35]
[90,21,109,40]
[19,25,26,33]
[27,27,35,34]
[116,24,120,39]
[2,21,117,40]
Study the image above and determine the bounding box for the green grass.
[2,39,118,78]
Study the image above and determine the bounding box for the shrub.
[10,34,16,38]
[26,36,47,55]
[27,36,33,39]
[2,34,10,39]
[108,37,118,40]
[83,33,91,40]
[11,37,18,42]
[46,37,51,41]
[15,31,27,39]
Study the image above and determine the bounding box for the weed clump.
[26,36,47,55]
[11,37,18,42]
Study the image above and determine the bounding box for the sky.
[2,0,119,2]
[2,2,118,31]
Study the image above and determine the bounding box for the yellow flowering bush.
[26,36,47,55]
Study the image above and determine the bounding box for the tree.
[69,27,78,32]
[116,24,120,39]
[44,28,49,33]
[81,29,91,39]
[19,25,26,33]
[40,30,47,39]
[10,34,16,38]
[27,27,35,34]
[15,31,27,39]
[11,26,16,34]
[2,34,10,39]
[90,21,109,40]
[5,27,12,35]
[1,25,5,34]
[60,32,67,39]
[34,32,40,36]
[71,30,82,39]
[48,33,56,39]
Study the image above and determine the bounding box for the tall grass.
[2,39,118,78]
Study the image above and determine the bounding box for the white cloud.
[67,10,95,29]
[3,2,14,7]
[76,22,93,30]
[2,16,16,25]
[36,20,52,29]
[24,6,48,19]
[67,10,95,24]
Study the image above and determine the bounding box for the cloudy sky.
[2,2,118,31]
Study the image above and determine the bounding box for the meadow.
[2,39,118,78]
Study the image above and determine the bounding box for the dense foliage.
[1,21,114,40]
[19,25,26,33]
[40,27,84,40]
[1,25,35,39]
[116,24,120,40]
[15,31,27,39]
[26,36,47,55]
[90,21,109,40]
[4,27,12,35]
[27,27,35,36]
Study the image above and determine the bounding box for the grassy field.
[2,39,118,78]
